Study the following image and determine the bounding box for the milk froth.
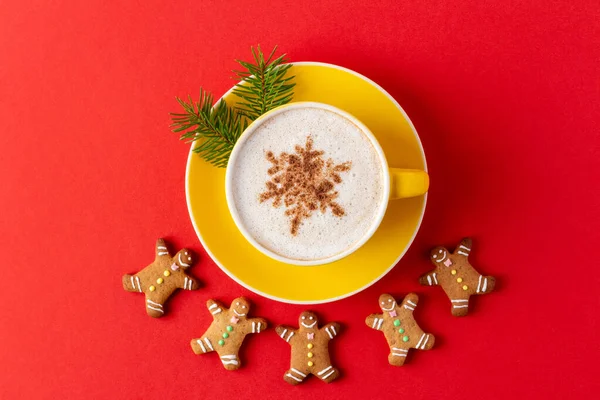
[229,106,385,262]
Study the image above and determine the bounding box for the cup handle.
[389,168,429,200]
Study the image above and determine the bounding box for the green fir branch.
[232,45,295,121]
[170,89,247,168]
[170,45,295,168]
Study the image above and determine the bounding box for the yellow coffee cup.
[226,102,429,266]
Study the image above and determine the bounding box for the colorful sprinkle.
[399,328,405,334]
[462,285,469,290]
[457,277,463,283]
[451,270,457,275]
[403,336,409,342]
[149,285,156,292]
[308,361,314,367]
[163,270,170,277]
[218,340,225,346]
[156,278,164,284]
[307,343,313,349]
[226,326,233,332]
[393,319,400,327]
[222,332,229,339]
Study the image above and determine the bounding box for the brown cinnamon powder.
[259,136,352,235]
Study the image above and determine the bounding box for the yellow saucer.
[185,62,427,304]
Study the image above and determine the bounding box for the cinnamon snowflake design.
[259,136,352,236]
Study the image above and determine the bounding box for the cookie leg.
[476,275,495,294]
[450,298,470,317]
[283,367,308,385]
[316,365,339,383]
[190,336,216,355]
[122,274,142,293]
[218,353,241,371]
[144,296,165,318]
[388,347,409,366]
[414,333,435,350]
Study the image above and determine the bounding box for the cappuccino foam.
[229,106,385,262]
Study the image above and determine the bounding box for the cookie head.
[231,297,250,318]
[299,311,318,329]
[430,246,451,266]
[378,294,397,312]
[174,249,193,269]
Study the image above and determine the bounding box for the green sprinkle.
[226,326,233,332]
[399,328,405,334]
[218,339,225,346]
[393,319,400,327]
[402,336,409,342]
[222,333,229,339]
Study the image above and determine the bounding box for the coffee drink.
[228,105,386,263]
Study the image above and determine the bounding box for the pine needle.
[232,45,295,121]
[170,45,295,168]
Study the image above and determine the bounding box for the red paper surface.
[1,1,599,398]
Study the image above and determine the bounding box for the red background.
[1,1,599,398]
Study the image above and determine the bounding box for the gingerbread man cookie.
[276,311,341,385]
[366,293,434,366]
[122,238,199,317]
[419,238,496,316]
[190,297,267,370]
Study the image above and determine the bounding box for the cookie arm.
[419,270,440,286]
[246,317,268,334]
[178,272,199,291]
[321,322,341,341]
[206,299,226,317]
[453,238,473,259]
[275,325,298,344]
[155,238,171,259]
[365,313,384,330]
[122,273,143,293]
[400,293,419,312]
